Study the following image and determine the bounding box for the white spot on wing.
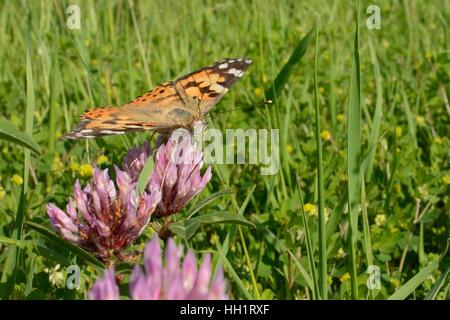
[99,130,124,135]
[228,68,243,77]
[218,63,228,69]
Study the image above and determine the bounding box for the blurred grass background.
[0,0,449,299]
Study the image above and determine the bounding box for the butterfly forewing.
[62,58,252,140]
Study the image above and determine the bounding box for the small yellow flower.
[390,278,401,288]
[441,175,450,185]
[382,40,389,49]
[0,187,5,200]
[336,114,345,123]
[418,185,428,197]
[52,156,64,172]
[11,175,23,185]
[321,130,332,141]
[335,248,345,259]
[319,87,325,93]
[390,226,399,233]
[254,87,263,97]
[340,272,351,282]
[393,183,401,193]
[262,74,268,83]
[210,233,219,245]
[324,207,331,222]
[303,203,317,216]
[79,164,94,178]
[433,136,442,144]
[327,275,333,285]
[286,144,294,154]
[55,131,62,139]
[46,186,52,193]
[96,155,109,165]
[70,162,80,173]
[375,214,387,227]
[415,116,425,126]
[395,126,403,138]
[134,61,142,69]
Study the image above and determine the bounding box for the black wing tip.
[217,57,253,65]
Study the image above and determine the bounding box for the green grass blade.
[216,241,252,299]
[297,176,320,299]
[402,88,417,149]
[186,189,233,219]
[0,39,35,298]
[137,155,154,196]
[312,23,327,300]
[363,36,383,181]
[265,26,315,103]
[25,221,104,270]
[424,265,450,300]
[361,174,374,299]
[286,249,314,293]
[0,118,41,155]
[347,2,362,300]
[388,261,439,300]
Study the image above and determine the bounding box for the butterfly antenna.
[209,99,272,116]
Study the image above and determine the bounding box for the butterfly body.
[63,58,252,139]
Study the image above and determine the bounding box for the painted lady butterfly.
[62,58,252,139]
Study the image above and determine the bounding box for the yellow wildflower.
[210,233,219,245]
[382,40,389,49]
[254,87,263,97]
[70,162,80,173]
[303,203,317,216]
[321,130,332,141]
[335,248,345,259]
[375,214,387,226]
[52,156,64,172]
[418,185,428,198]
[395,126,402,138]
[336,114,345,123]
[340,272,351,282]
[433,136,442,144]
[55,131,62,139]
[79,164,94,178]
[390,278,401,289]
[96,155,109,165]
[0,187,5,200]
[286,144,294,154]
[415,116,425,126]
[441,175,450,185]
[11,175,23,185]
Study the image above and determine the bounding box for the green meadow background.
[0,0,449,299]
